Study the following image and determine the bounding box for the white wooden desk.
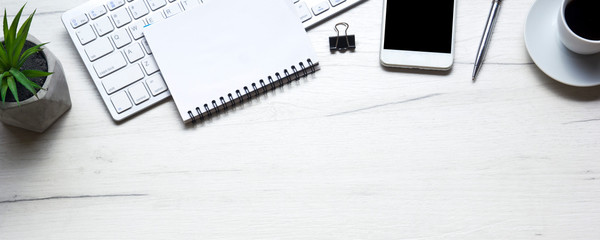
[2,0,600,239]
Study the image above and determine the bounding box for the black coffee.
[565,0,600,40]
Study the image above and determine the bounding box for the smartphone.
[379,0,457,70]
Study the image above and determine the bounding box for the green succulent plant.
[0,5,52,104]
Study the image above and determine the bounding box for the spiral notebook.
[144,0,319,123]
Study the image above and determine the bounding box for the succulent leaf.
[0,72,8,87]
[22,69,52,78]
[1,78,7,103]
[10,68,41,97]
[0,43,7,68]
[6,75,18,104]
[17,42,46,68]
[7,5,25,50]
[3,10,9,47]
[12,10,34,66]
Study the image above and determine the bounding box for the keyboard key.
[107,0,126,10]
[312,1,330,16]
[70,14,89,28]
[140,56,159,75]
[329,0,346,7]
[163,4,182,18]
[128,20,146,39]
[145,11,164,25]
[128,82,150,104]
[110,91,132,113]
[124,43,145,62]
[85,37,114,61]
[111,28,132,48]
[89,5,107,19]
[110,7,132,27]
[75,25,96,45]
[146,74,168,96]
[146,0,167,11]
[93,52,127,78]
[129,0,150,19]
[180,0,200,10]
[93,16,114,36]
[102,64,145,94]
[294,2,312,22]
[140,38,152,54]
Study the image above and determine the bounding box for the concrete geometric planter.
[0,35,71,133]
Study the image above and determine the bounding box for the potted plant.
[0,5,71,133]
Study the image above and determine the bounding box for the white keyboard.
[62,0,367,121]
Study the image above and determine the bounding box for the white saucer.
[525,0,600,87]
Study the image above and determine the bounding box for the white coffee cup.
[557,0,600,54]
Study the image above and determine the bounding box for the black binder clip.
[329,22,355,52]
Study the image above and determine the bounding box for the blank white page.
[144,0,318,123]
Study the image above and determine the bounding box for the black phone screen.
[383,0,455,53]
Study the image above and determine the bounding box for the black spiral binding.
[186,58,317,123]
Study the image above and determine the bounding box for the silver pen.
[472,0,503,82]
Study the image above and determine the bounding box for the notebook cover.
[144,0,319,123]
